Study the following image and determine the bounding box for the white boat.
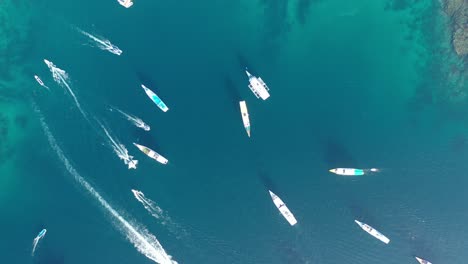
[133,143,168,164]
[34,75,49,90]
[269,190,297,226]
[34,75,45,86]
[117,0,133,8]
[245,69,270,100]
[329,168,364,176]
[32,229,47,256]
[239,101,251,137]
[141,84,169,112]
[354,220,390,244]
[415,256,432,264]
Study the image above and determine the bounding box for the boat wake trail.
[43,59,87,119]
[110,107,150,131]
[132,189,166,220]
[31,238,39,256]
[99,122,138,169]
[35,107,177,264]
[131,190,258,262]
[132,189,190,240]
[31,230,46,256]
[78,29,122,56]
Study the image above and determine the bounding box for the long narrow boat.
[415,257,432,264]
[133,143,168,164]
[269,190,297,226]
[239,101,251,137]
[329,168,364,176]
[354,220,390,244]
[141,84,169,112]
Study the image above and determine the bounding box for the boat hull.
[141,85,169,112]
[133,143,168,164]
[330,168,364,176]
[239,101,251,137]
[246,70,270,100]
[415,257,432,264]
[355,220,390,244]
[269,191,297,226]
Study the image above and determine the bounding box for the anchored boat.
[141,84,169,112]
[133,143,168,164]
[329,168,364,176]
[354,220,390,244]
[117,0,133,8]
[245,69,270,100]
[415,257,432,264]
[269,190,297,226]
[239,101,251,137]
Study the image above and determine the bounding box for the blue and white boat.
[36,229,47,239]
[32,229,47,255]
[141,84,169,112]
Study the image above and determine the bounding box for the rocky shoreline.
[441,0,467,57]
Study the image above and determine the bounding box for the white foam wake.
[43,59,87,119]
[111,107,150,131]
[99,122,138,169]
[78,29,122,55]
[132,190,190,240]
[31,236,42,256]
[132,189,166,220]
[35,108,177,264]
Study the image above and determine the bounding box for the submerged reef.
[441,0,467,57]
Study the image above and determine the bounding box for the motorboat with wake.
[239,101,251,137]
[415,256,432,264]
[245,69,270,100]
[133,143,168,164]
[32,229,47,255]
[354,220,390,244]
[269,190,297,226]
[141,84,169,112]
[110,107,150,131]
[329,168,378,176]
[34,75,49,90]
[117,0,133,8]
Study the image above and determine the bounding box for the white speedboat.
[239,101,251,137]
[34,75,45,86]
[415,256,432,264]
[141,84,169,112]
[133,143,168,164]
[269,190,297,226]
[245,69,270,100]
[117,0,133,8]
[354,220,390,244]
[34,75,49,90]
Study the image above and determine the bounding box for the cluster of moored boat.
[271,166,432,264]
[30,2,433,263]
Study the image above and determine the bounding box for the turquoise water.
[1,0,467,263]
